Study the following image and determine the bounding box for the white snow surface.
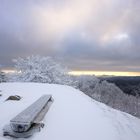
[0,83,140,140]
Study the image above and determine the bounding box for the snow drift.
[0,83,140,140]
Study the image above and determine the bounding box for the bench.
[3,94,53,137]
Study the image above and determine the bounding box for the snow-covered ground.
[0,83,140,140]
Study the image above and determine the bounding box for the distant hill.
[100,76,140,96]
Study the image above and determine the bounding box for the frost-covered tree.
[0,71,7,83]
[11,56,75,86]
[92,81,125,107]
[76,75,99,96]
[77,76,140,118]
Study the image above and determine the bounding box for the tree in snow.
[11,56,75,86]
[92,80,125,107]
[76,75,99,96]
[0,71,7,83]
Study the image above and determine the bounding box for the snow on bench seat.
[10,95,52,132]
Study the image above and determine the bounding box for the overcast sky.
[0,0,140,72]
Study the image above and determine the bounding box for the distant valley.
[100,76,140,97]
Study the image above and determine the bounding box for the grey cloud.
[0,0,140,72]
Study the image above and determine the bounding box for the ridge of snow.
[0,83,140,140]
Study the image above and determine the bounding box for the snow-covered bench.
[3,95,53,138]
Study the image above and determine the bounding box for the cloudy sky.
[0,0,140,74]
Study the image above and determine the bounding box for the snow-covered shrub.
[11,56,75,86]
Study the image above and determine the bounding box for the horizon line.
[69,71,140,76]
[2,69,140,76]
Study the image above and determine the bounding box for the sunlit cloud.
[114,33,129,40]
[30,0,94,40]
